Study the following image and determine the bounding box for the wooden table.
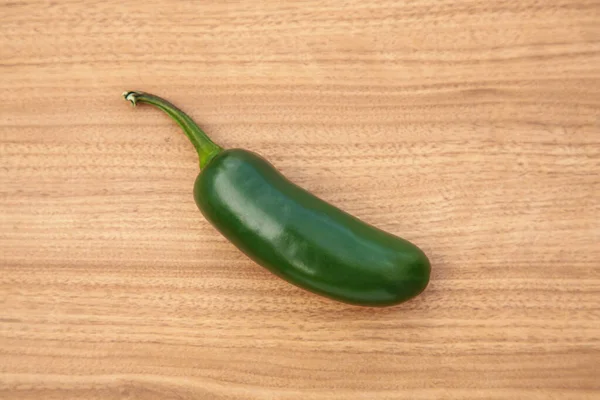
[1,1,599,399]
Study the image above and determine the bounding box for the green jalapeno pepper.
[123,91,431,307]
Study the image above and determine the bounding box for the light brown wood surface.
[1,1,599,399]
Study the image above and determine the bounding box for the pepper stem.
[123,91,223,169]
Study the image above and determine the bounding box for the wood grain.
[1,1,599,399]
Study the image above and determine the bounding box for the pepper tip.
[122,91,140,107]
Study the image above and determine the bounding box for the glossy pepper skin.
[123,91,431,307]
